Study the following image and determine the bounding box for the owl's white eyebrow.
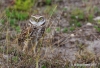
[29,19,36,25]
[31,16,44,19]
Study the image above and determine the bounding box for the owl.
[18,15,46,54]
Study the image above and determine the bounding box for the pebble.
[3,54,9,59]
[86,23,93,26]
[70,34,75,37]
[79,29,82,32]
[94,16,100,21]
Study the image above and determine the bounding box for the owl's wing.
[18,26,33,45]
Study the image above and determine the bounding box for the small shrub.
[6,9,29,21]
[15,11,29,20]
[12,0,34,11]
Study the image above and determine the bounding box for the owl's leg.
[32,42,37,54]
[32,45,36,54]
[23,40,29,53]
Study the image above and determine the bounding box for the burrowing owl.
[18,15,46,53]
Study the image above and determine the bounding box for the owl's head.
[29,15,45,26]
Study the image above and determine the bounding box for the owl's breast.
[18,25,46,46]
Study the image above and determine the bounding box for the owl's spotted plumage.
[18,15,46,53]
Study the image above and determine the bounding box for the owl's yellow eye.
[39,17,44,22]
[32,17,37,22]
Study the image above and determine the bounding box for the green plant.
[42,65,46,68]
[0,19,5,24]
[46,27,51,33]
[56,27,61,32]
[69,26,75,32]
[69,8,84,31]
[63,7,67,11]
[70,15,76,19]
[46,0,52,5]
[8,18,17,26]
[71,8,85,20]
[12,0,34,11]
[6,9,29,21]
[76,22,82,27]
[5,9,22,33]
[94,26,100,32]
[12,56,18,63]
[15,11,29,20]
[78,14,84,20]
[6,9,15,18]
[87,14,94,22]
[0,47,3,53]
[15,26,21,33]
[62,27,68,33]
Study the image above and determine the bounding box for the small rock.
[70,34,75,37]
[86,23,93,26]
[64,6,70,11]
[79,29,82,32]
[75,16,78,19]
[3,54,9,59]
[94,16,100,21]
